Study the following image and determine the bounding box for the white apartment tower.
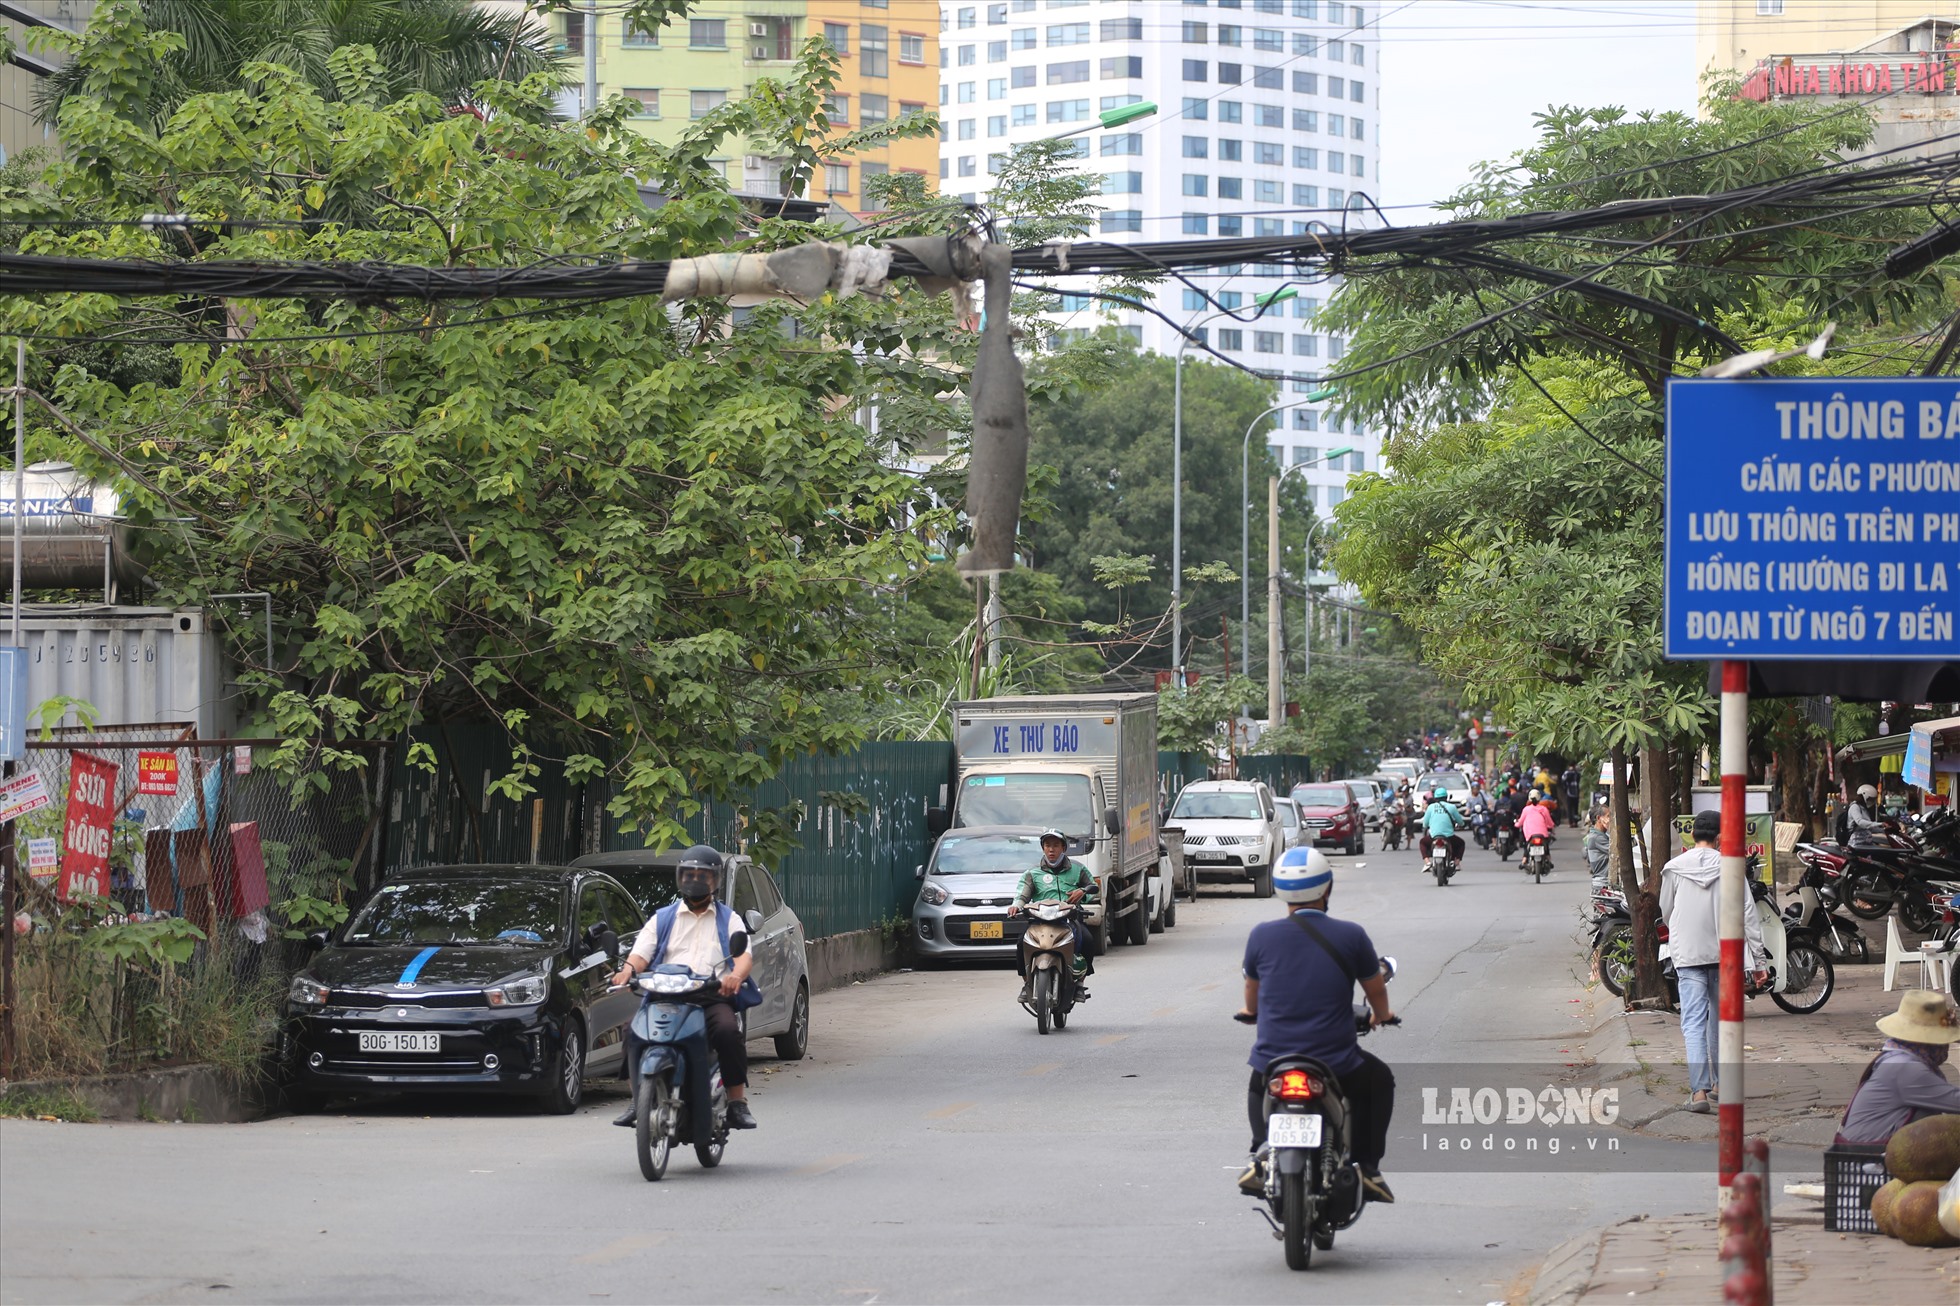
[938,0,1383,514]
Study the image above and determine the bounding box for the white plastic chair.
[1882,913,1913,991]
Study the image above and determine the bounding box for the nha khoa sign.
[1741,55,1955,101]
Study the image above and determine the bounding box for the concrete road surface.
[1,837,1714,1304]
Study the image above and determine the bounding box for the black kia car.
[280,864,647,1113]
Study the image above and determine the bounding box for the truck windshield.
[931,833,1045,874]
[1172,791,1264,820]
[957,774,1092,832]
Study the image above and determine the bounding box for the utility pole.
[1266,476,1282,727]
[985,574,1002,670]
[583,0,599,116]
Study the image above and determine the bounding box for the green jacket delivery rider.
[1007,829,1096,998]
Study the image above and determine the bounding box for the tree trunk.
[1645,742,1674,899]
[1610,743,1661,1005]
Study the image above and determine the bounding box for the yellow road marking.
[926,1102,975,1119]
[1152,1006,1179,1018]
[795,1153,865,1177]
[576,1234,668,1265]
[1023,1062,1061,1076]
[1094,1034,1129,1047]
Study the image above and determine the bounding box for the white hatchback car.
[1163,780,1286,898]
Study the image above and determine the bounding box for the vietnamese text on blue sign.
[1664,378,1960,661]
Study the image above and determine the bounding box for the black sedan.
[281,864,645,1113]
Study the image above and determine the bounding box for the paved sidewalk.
[1523,923,1960,1302]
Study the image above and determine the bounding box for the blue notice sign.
[1902,727,1933,790]
[1665,378,1960,661]
[0,646,25,760]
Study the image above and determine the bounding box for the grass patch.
[0,1086,100,1122]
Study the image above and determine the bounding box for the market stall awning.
[1838,716,1960,765]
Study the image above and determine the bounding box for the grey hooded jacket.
[1658,845,1766,969]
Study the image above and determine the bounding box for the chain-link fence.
[5,732,382,1081]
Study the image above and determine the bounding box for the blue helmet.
[1272,847,1334,904]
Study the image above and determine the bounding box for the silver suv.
[1163,780,1285,898]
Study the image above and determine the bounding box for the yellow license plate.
[970,921,1004,939]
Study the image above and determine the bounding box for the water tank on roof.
[0,462,145,599]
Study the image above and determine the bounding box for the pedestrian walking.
[1659,810,1768,1113]
[1561,766,1582,827]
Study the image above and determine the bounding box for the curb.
[1526,1219,1622,1305]
[1,1064,266,1123]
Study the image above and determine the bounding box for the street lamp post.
[1268,457,1349,724]
[1172,286,1294,682]
[1300,514,1336,685]
[1239,394,1338,677]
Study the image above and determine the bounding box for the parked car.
[912,826,1048,961]
[1274,797,1308,850]
[1413,769,1473,816]
[1290,781,1367,855]
[281,863,646,1113]
[1378,757,1425,787]
[570,849,811,1061]
[1164,779,1286,896]
[1342,779,1388,830]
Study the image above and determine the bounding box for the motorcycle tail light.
[1269,1068,1322,1101]
[1656,923,1670,941]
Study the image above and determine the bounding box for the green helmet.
[1431,787,1448,801]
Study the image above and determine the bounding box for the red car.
[1290,783,1365,856]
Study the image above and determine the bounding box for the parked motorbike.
[1235,959,1399,1271]
[1809,845,1949,934]
[1522,833,1552,882]
[618,963,733,1182]
[1018,900,1085,1035]
[1589,888,1634,998]
[1781,858,1871,964]
[1652,870,1835,1015]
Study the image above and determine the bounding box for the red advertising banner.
[59,752,120,903]
[136,751,179,796]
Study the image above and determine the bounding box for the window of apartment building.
[1328,112,1344,135]
[1219,215,1243,235]
[1294,0,1318,15]
[1183,21,1207,42]
[1049,60,1090,83]
[1255,217,1282,234]
[1182,213,1210,234]
[988,78,1007,98]
[1255,104,1282,127]
[957,6,976,27]
[861,25,889,76]
[1048,98,1091,122]
[1255,141,1282,165]
[1257,0,1284,11]
[824,163,851,194]
[1048,22,1089,44]
[1253,66,1282,89]
[1011,0,1035,9]
[1100,132,1142,155]
[1054,293,1091,312]
[1351,80,1364,102]
[1294,109,1318,132]
[1218,291,1243,309]
[1011,27,1036,49]
[1294,410,1318,432]
[1219,62,1243,84]
[1294,71,1317,94]
[1352,157,1364,178]
[1102,56,1142,79]
[622,88,660,116]
[1103,17,1142,39]
[1328,150,1344,173]
[1327,74,1344,97]
[957,118,976,139]
[959,155,977,176]
[1012,65,1036,87]
[1254,179,1281,203]
[1757,0,1785,13]
[1352,43,1364,66]
[1254,331,1281,354]
[1294,296,1320,317]
[957,45,976,66]
[987,3,1007,22]
[1326,39,1344,61]
[1183,96,1209,119]
[1012,104,1036,125]
[987,152,1007,173]
[862,93,890,121]
[1183,290,1206,311]
[1293,335,1318,358]
[986,39,1007,61]
[1254,28,1283,51]
[956,81,975,101]
[1103,171,1143,194]
[1294,32,1317,55]
[1293,182,1318,205]
[1218,176,1243,199]
[689,18,725,48]
[901,33,927,64]
[860,161,890,210]
[1183,59,1207,81]
[988,114,1006,136]
[622,20,659,48]
[1058,138,1089,158]
[824,93,848,123]
[1218,24,1241,46]
[1102,209,1142,233]
[690,89,726,118]
[1329,186,1344,207]
[1182,173,1209,196]
[1220,100,1243,121]
[1350,118,1364,140]
[823,23,849,55]
[1102,94,1143,111]
[1182,135,1208,158]
[1219,138,1242,160]
[1217,329,1243,351]
[1325,2,1343,19]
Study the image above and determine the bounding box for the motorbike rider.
[609,845,758,1130]
[1417,785,1466,875]
[1517,788,1556,864]
[1008,829,1095,1000]
[1846,784,1886,847]
[1235,848,1397,1203]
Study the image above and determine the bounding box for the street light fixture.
[1239,395,1345,673]
[1262,451,1351,723]
[1046,100,1159,140]
[1171,285,1296,681]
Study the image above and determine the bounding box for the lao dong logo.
[1422,1084,1620,1127]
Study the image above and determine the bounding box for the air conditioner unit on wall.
[744,155,767,172]
[751,22,769,37]
[753,44,770,59]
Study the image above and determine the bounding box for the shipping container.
[15,607,235,738]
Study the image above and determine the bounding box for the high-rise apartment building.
[938,0,1382,516]
[0,1,95,165]
[525,1,938,212]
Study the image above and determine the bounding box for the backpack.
[650,900,764,1010]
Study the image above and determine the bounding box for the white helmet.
[1856,784,1877,801]
[1272,847,1333,904]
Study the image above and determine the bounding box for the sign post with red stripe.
[1717,660,1748,1195]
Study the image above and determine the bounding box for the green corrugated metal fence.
[1158,750,1212,811]
[1238,753,1316,794]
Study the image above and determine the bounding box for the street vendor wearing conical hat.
[1835,990,1960,1145]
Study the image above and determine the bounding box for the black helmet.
[676,844,723,873]
[675,845,722,904]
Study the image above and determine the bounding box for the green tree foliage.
[1023,348,1316,671]
[1158,673,1261,753]
[1257,646,1454,775]
[34,0,567,126]
[1,4,959,847]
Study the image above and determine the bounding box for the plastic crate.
[1822,1143,1889,1233]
